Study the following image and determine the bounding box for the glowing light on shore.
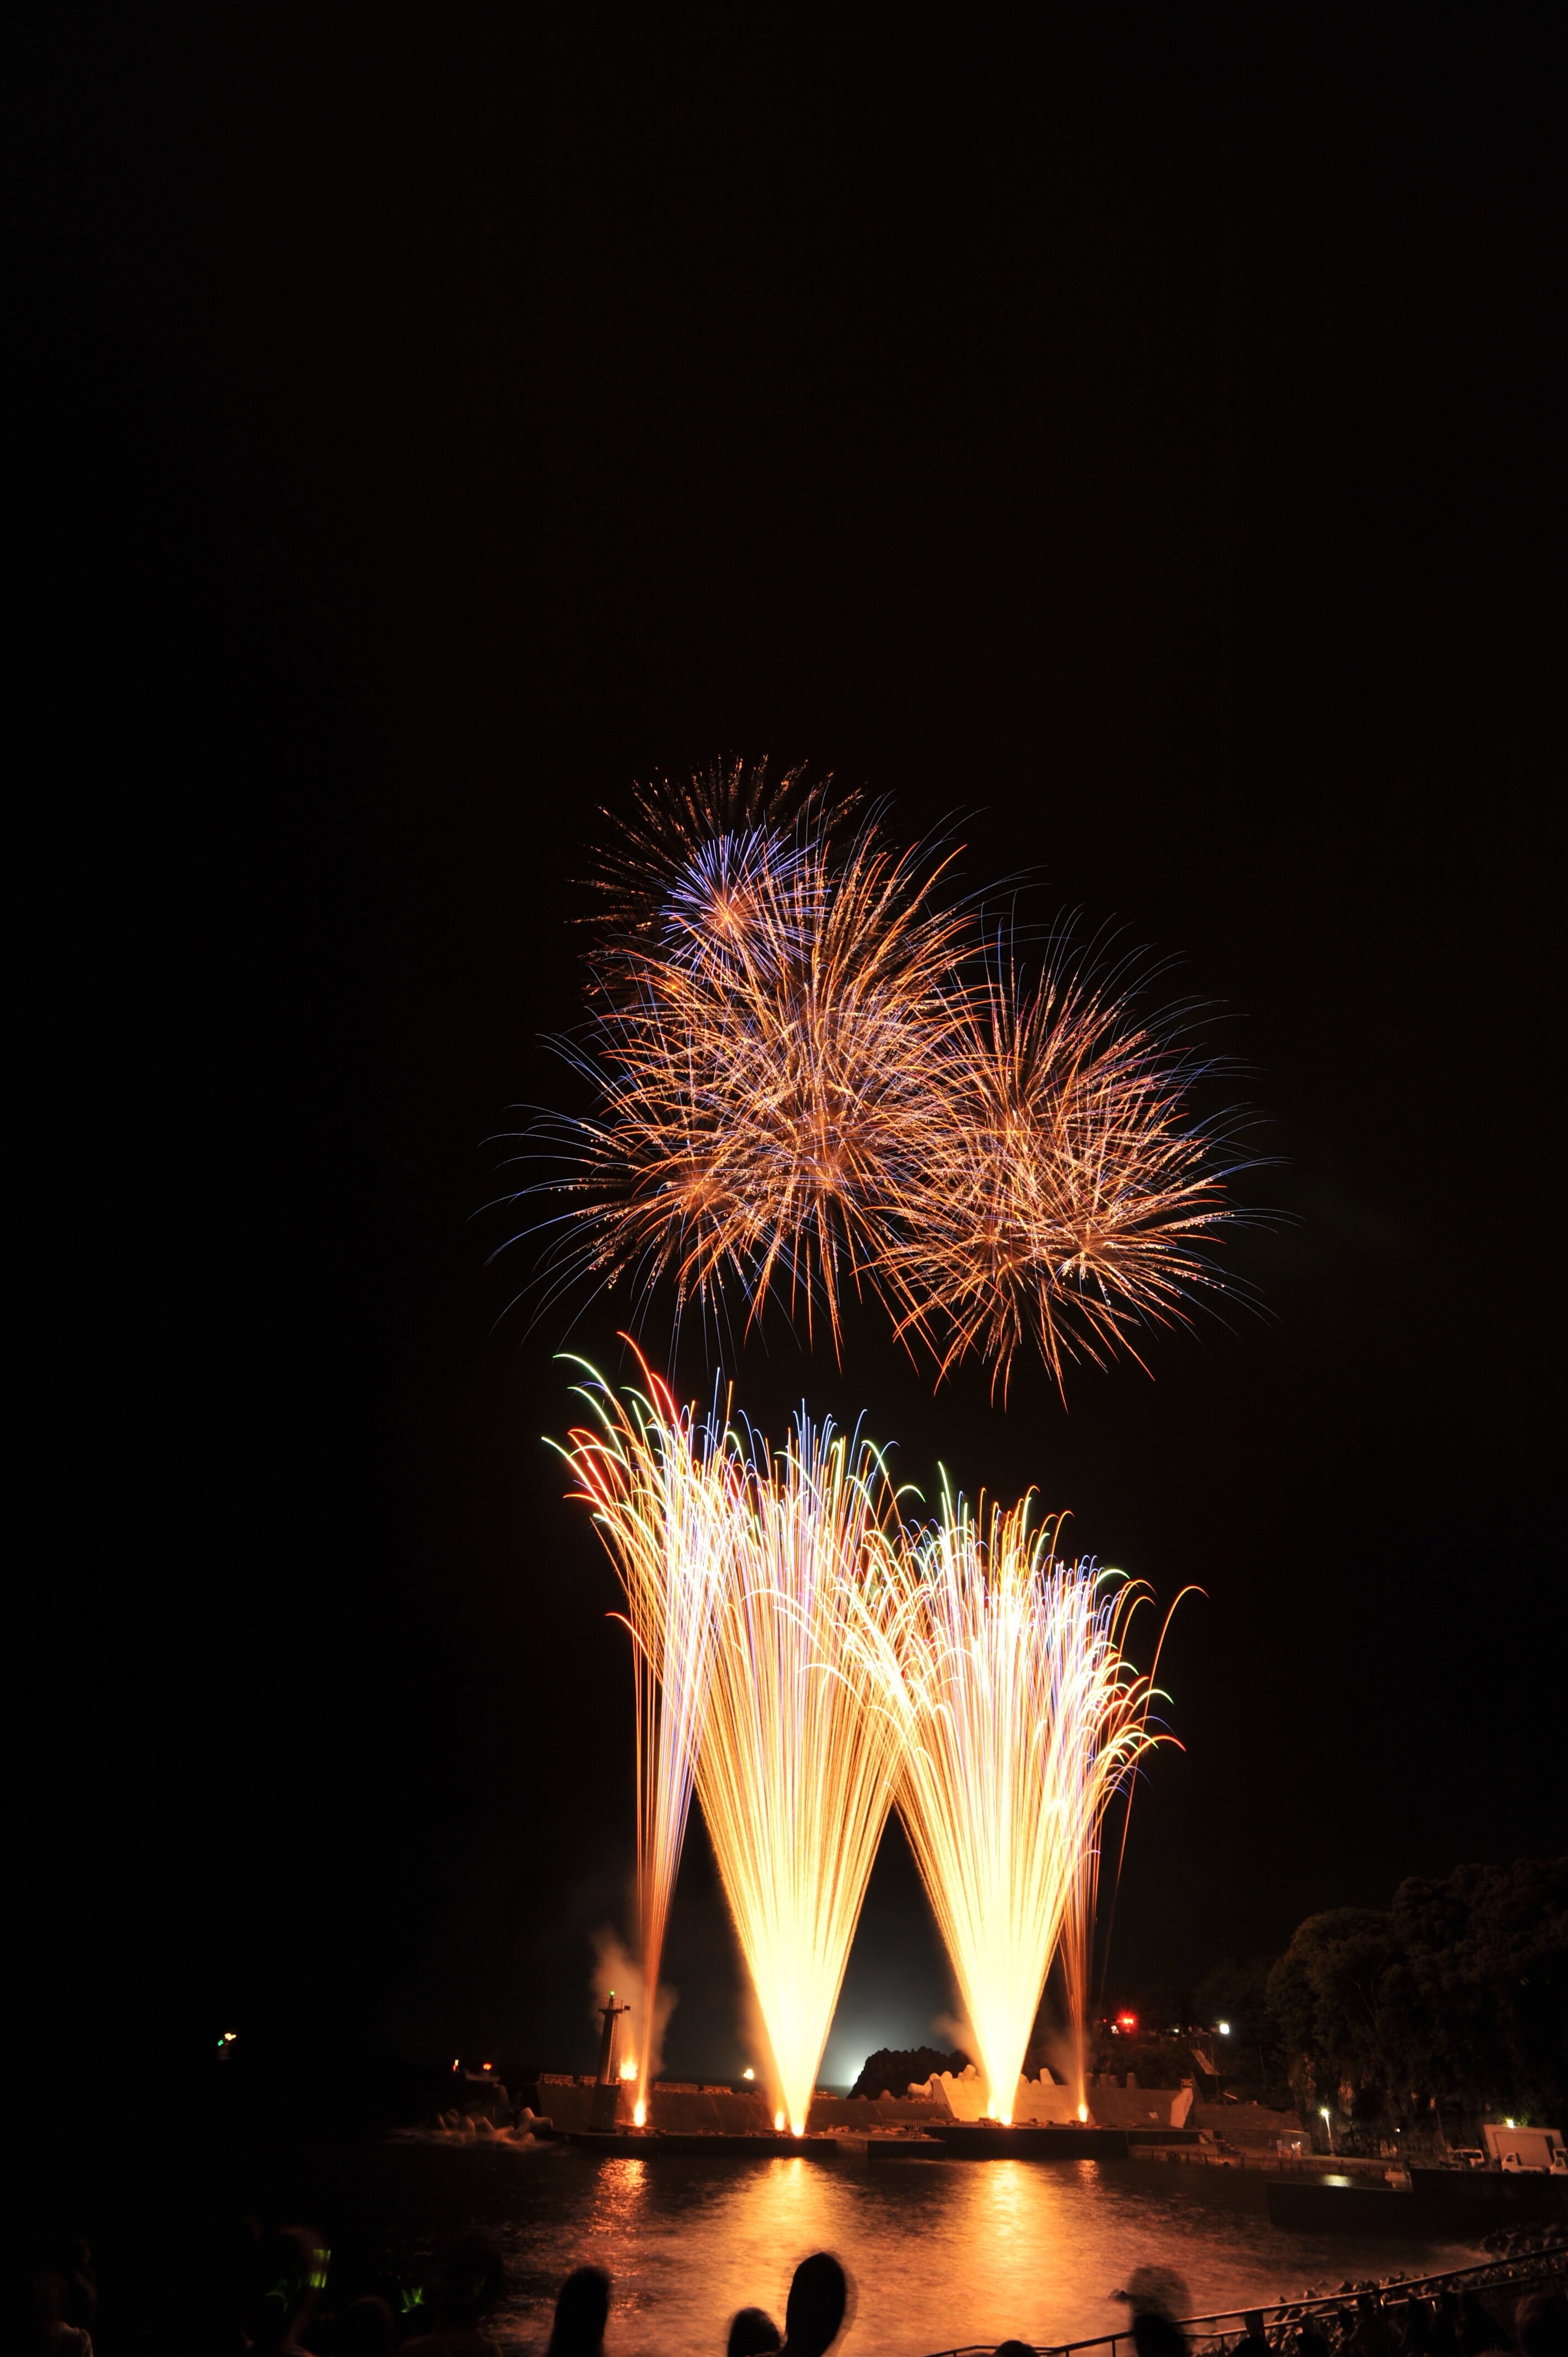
[558,1357,730,2124]
[848,1484,1170,2124]
[695,1414,907,2138]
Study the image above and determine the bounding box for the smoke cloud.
[589,1925,677,2085]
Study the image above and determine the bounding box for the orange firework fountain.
[558,1358,731,2127]
[559,1369,1178,2141]
[693,1412,907,2136]
[559,1368,909,2137]
[846,1483,1173,2124]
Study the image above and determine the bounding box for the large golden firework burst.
[518,766,1251,1387]
[889,951,1243,1393]
[530,779,972,1350]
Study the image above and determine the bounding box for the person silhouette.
[780,2253,848,2356]
[1294,2313,1333,2357]
[1513,2293,1567,2357]
[546,2267,611,2357]
[1134,2318,1192,2357]
[1456,2293,1503,2357]
[240,2226,329,2356]
[1122,2262,1192,2357]
[403,2236,507,2355]
[1401,2304,1437,2357]
[332,2296,395,2357]
[728,2307,783,2356]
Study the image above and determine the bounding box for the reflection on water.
[371,2144,1475,2357]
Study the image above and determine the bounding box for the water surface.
[354,2141,1475,2355]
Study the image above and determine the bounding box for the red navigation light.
[1117,2011,1138,2032]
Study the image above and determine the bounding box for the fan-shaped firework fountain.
[559,1358,732,2126]
[563,1370,909,2135]
[693,1412,909,2135]
[560,1367,1174,2132]
[847,1485,1175,2122]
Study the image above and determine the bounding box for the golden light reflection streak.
[557,1352,731,2127]
[695,1416,909,2137]
[849,1484,1171,2124]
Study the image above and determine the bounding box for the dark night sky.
[14,6,1563,2106]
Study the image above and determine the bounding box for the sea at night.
[260,2138,1483,2355]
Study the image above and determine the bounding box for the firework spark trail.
[694,1414,909,2136]
[556,1357,733,2124]
[848,1484,1166,2124]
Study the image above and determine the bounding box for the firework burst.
[580,758,825,977]
[887,946,1247,1394]
[513,767,1253,1393]
[529,804,973,1352]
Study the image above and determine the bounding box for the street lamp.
[1320,2104,1334,2154]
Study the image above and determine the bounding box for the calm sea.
[329,2140,1477,2354]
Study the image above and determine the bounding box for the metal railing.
[923,2240,1568,2357]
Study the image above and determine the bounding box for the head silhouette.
[1514,2294,1567,2357]
[548,2265,611,2355]
[438,2236,505,2325]
[241,2226,328,2352]
[729,2307,783,2356]
[334,2294,395,2357]
[785,2252,848,2355]
[1134,2317,1192,2357]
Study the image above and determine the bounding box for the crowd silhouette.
[8,2223,1565,2356]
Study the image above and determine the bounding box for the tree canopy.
[1265,1858,1566,2126]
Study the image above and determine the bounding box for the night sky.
[16,7,1562,2114]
